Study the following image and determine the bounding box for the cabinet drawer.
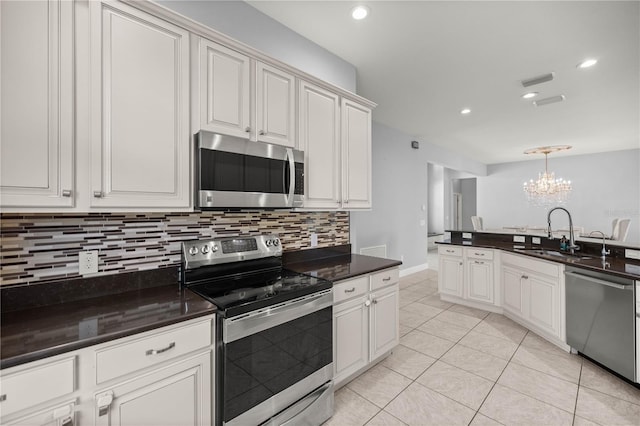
[502,252,560,278]
[371,268,399,291]
[334,276,368,304]
[466,248,494,260]
[438,245,462,257]
[95,318,212,384]
[0,357,75,417]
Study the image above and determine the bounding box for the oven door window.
[223,306,332,423]
[201,150,287,194]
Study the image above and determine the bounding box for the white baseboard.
[400,263,429,277]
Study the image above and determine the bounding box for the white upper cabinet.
[90,0,190,208]
[298,80,341,209]
[197,39,251,138]
[0,0,74,207]
[341,99,372,209]
[255,62,296,147]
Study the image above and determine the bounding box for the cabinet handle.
[245,126,251,132]
[93,191,103,198]
[382,277,391,282]
[364,299,371,307]
[446,249,454,253]
[146,342,175,356]
[344,287,355,293]
[61,417,74,426]
[474,260,484,265]
[521,275,529,280]
[62,189,72,197]
[259,130,265,135]
[372,299,378,304]
[0,394,6,402]
[474,252,485,256]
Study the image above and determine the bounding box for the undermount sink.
[515,248,594,261]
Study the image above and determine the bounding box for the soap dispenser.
[560,235,568,251]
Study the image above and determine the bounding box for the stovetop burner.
[181,235,332,318]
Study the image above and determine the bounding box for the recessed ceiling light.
[577,58,598,69]
[522,92,538,99]
[351,6,369,20]
[460,108,471,115]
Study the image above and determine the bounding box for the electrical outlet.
[513,235,526,243]
[79,318,98,338]
[310,233,318,247]
[532,237,541,245]
[79,250,99,275]
[625,249,640,260]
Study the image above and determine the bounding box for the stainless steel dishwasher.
[565,266,636,381]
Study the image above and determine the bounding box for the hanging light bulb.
[523,146,572,206]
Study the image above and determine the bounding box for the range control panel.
[182,235,281,269]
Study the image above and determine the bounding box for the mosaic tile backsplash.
[0,211,349,286]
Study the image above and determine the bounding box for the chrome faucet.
[547,207,579,254]
[588,230,610,259]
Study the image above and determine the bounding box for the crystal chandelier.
[523,145,572,206]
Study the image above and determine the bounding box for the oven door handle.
[224,290,332,343]
[283,148,295,207]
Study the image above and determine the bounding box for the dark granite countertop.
[1,268,215,370]
[438,231,640,281]
[284,245,402,282]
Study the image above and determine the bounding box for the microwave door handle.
[284,148,295,207]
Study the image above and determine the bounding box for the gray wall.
[477,149,640,244]
[157,0,356,91]
[351,122,487,272]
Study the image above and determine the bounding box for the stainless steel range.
[181,235,334,425]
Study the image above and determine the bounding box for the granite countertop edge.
[437,240,640,280]
[285,253,403,282]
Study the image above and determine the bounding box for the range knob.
[273,239,280,246]
[201,245,210,254]
[266,240,273,247]
[188,246,199,256]
[212,245,219,252]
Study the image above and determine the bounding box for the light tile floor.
[325,269,640,426]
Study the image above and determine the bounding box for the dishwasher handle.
[565,271,632,290]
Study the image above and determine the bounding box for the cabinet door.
[90,1,190,208]
[94,352,211,426]
[466,259,494,304]
[502,266,524,316]
[528,274,559,337]
[333,296,368,386]
[299,81,341,209]
[0,0,74,207]
[438,256,463,297]
[341,99,372,209]
[256,62,295,147]
[198,39,251,138]
[370,284,399,361]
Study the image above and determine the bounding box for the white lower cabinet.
[333,268,399,388]
[438,246,498,309]
[93,352,210,426]
[0,315,214,426]
[501,252,564,343]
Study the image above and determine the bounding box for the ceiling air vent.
[521,72,555,87]
[533,95,566,107]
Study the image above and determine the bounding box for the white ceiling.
[248,0,640,164]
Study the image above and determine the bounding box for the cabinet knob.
[0,394,6,402]
[372,299,378,304]
[93,191,104,198]
[459,262,463,266]
[245,127,251,133]
[259,130,265,135]
[62,189,72,197]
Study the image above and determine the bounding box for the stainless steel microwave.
[195,131,304,209]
